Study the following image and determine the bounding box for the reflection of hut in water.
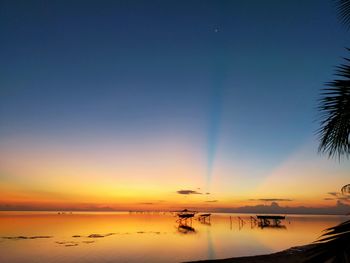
[175,209,197,234]
[178,223,196,234]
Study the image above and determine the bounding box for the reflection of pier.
[256,215,285,227]
[259,224,286,229]
[236,215,287,230]
[238,216,246,230]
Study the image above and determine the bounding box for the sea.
[0,212,347,263]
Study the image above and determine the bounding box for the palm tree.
[305,1,350,262]
[306,62,350,259]
[305,55,350,263]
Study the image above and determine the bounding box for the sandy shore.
[187,245,314,263]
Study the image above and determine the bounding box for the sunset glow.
[1,0,350,215]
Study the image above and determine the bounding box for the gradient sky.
[1,0,350,212]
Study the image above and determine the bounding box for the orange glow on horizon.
[0,136,349,212]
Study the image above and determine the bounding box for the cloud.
[328,192,340,197]
[205,200,218,203]
[138,202,154,205]
[324,198,334,201]
[177,190,202,195]
[205,192,210,195]
[326,192,350,202]
[249,198,293,202]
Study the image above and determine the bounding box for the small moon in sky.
[214,28,219,33]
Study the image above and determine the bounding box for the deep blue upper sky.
[1,0,350,169]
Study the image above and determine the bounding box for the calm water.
[0,212,348,263]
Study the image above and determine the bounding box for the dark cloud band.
[177,190,202,195]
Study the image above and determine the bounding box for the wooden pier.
[198,213,211,223]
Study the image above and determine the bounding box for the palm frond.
[336,0,350,29]
[305,220,350,263]
[342,184,350,194]
[318,53,350,159]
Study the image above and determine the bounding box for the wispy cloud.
[177,190,202,195]
[205,200,218,203]
[326,192,350,202]
[249,198,293,202]
[328,192,340,197]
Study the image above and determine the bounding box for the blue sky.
[1,0,350,209]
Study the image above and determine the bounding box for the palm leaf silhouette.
[311,53,350,262]
[305,220,350,262]
[342,184,350,194]
[307,2,350,262]
[336,0,350,28]
[318,53,350,159]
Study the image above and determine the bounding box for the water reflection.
[200,221,211,226]
[206,226,215,260]
[237,215,287,230]
[0,212,348,263]
[177,223,196,234]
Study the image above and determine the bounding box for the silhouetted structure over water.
[256,215,285,227]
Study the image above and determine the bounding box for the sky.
[1,0,350,213]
